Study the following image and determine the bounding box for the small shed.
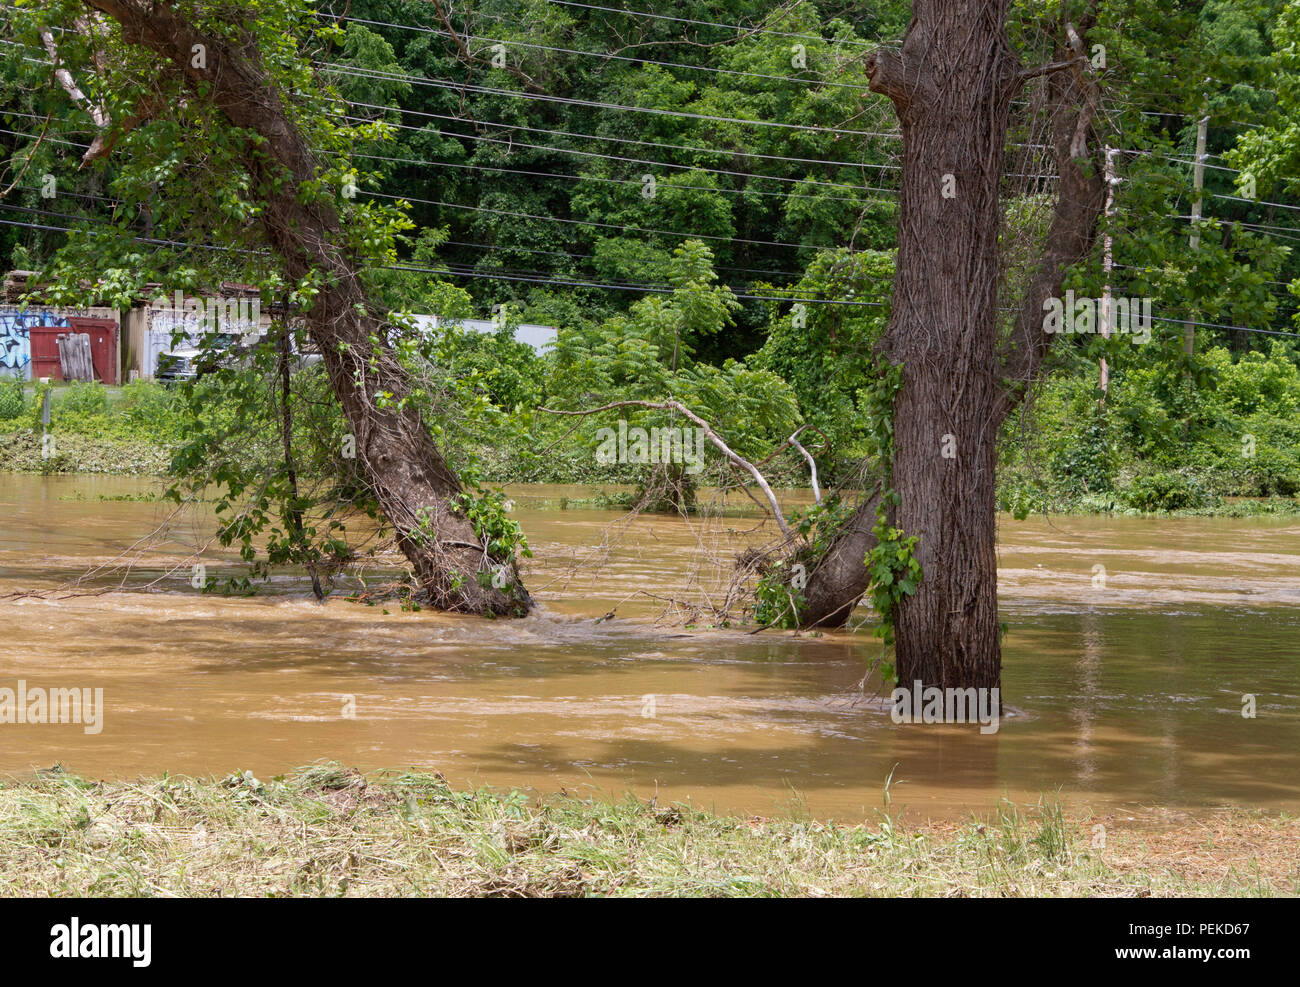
[28,317,120,383]
[1,271,122,381]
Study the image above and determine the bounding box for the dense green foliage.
[1,1,1298,607]
[1001,340,1300,514]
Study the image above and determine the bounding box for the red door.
[27,326,64,381]
[67,317,119,385]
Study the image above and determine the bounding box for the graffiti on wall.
[142,296,263,377]
[0,310,69,375]
[144,309,206,379]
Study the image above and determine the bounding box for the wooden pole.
[1099,146,1117,399]
[1184,111,1208,357]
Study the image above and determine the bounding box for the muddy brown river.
[2,474,1298,821]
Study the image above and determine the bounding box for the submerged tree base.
[0,764,1292,897]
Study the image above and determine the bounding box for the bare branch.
[0,112,52,198]
[41,30,108,130]
[538,400,792,538]
[1017,56,1086,85]
[752,423,827,505]
[41,27,117,168]
[788,435,821,505]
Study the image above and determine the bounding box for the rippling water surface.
[2,475,1297,821]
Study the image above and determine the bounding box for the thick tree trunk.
[84,0,530,615]
[875,4,1018,691]
[796,4,1106,692]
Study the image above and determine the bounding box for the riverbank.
[4,439,1298,519]
[0,428,173,475]
[0,764,1293,897]
[3,380,1298,515]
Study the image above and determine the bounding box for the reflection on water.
[1,474,1298,820]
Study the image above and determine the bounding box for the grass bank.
[3,379,1299,517]
[0,428,173,475]
[0,764,1294,897]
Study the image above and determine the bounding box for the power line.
[4,99,900,192]
[8,19,1278,175]
[534,0,884,50]
[1213,193,1300,215]
[7,36,1254,181]
[341,100,896,178]
[338,121,883,204]
[318,11,873,91]
[1148,314,1300,339]
[322,61,900,138]
[332,57,1268,169]
[0,209,883,307]
[330,62,1269,170]
[12,116,1300,263]
[5,181,817,283]
[0,102,900,193]
[9,131,1300,289]
[1171,213,1300,242]
[0,126,93,150]
[0,123,891,255]
[341,106,1057,186]
[10,210,1300,334]
[349,141,887,195]
[363,187,838,251]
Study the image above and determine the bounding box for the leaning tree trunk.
[797,4,1106,693]
[799,488,881,629]
[84,0,529,615]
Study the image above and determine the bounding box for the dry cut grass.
[0,763,1295,897]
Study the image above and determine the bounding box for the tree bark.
[796,5,1106,694]
[82,0,530,615]
[798,488,881,628]
[871,3,1020,691]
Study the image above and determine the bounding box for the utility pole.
[1184,111,1209,357]
[1099,146,1118,401]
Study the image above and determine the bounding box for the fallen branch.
[754,423,828,505]
[789,435,821,505]
[538,399,793,538]
[41,26,113,168]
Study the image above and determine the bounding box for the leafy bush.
[1123,471,1210,512]
[48,382,113,438]
[751,248,893,468]
[1049,409,1118,496]
[999,481,1049,520]
[0,377,23,421]
[1009,341,1300,509]
[56,381,111,417]
[116,380,185,444]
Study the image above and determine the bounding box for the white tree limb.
[539,399,793,538]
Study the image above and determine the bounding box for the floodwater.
[1,474,1298,822]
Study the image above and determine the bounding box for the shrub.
[51,381,113,436]
[1123,471,1209,512]
[1049,412,1118,496]
[117,379,184,443]
[0,377,23,421]
[57,381,111,416]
